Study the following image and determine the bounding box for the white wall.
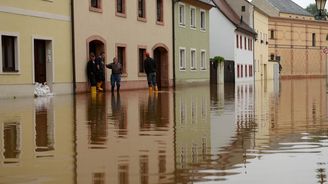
[209,8,235,61]
[235,32,254,82]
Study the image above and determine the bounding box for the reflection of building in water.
[0,96,75,183]
[253,78,328,152]
[88,94,108,145]
[110,93,127,136]
[76,91,175,184]
[174,86,211,169]
[140,93,170,129]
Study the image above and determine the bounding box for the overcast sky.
[292,0,314,8]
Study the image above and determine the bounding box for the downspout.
[172,0,178,88]
[71,0,76,94]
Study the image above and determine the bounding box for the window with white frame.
[179,48,186,70]
[179,3,185,26]
[190,7,196,28]
[190,49,196,70]
[1,35,19,73]
[200,50,206,70]
[200,10,206,30]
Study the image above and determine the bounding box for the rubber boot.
[154,86,158,92]
[149,86,153,93]
[97,82,103,91]
[117,86,120,93]
[111,86,115,93]
[91,86,97,94]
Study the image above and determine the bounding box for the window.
[241,65,243,77]
[117,46,126,74]
[90,0,101,9]
[249,65,253,77]
[240,35,242,49]
[116,0,126,15]
[156,0,163,23]
[190,49,196,70]
[179,48,186,70]
[200,10,206,30]
[250,38,253,51]
[2,35,18,72]
[270,30,275,39]
[312,33,316,47]
[241,6,246,12]
[244,37,247,50]
[237,64,240,78]
[190,7,196,28]
[200,50,206,70]
[245,65,248,77]
[179,3,185,26]
[138,0,146,19]
[138,47,146,73]
[236,34,239,48]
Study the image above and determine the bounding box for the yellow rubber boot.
[154,86,158,92]
[97,82,103,91]
[149,87,153,93]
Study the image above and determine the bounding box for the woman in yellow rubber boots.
[95,52,106,92]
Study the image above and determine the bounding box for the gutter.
[172,0,180,88]
[71,0,76,94]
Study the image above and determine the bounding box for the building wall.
[225,0,254,28]
[268,17,328,78]
[235,32,254,82]
[254,9,274,80]
[174,1,211,85]
[74,0,173,92]
[209,8,235,61]
[0,1,73,98]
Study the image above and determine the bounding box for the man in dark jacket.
[87,53,97,93]
[144,52,158,92]
[106,57,122,93]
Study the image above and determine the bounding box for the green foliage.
[211,56,225,63]
[306,3,328,16]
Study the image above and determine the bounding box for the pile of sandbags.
[34,82,53,97]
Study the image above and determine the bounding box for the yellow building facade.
[253,0,328,79]
[74,0,173,93]
[0,0,73,98]
[268,17,328,78]
[254,8,275,80]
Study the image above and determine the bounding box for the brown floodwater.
[0,78,327,184]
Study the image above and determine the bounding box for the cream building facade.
[252,0,328,79]
[74,0,173,93]
[0,0,73,98]
[253,7,275,80]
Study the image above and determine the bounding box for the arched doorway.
[153,45,169,89]
[87,36,106,90]
[89,40,104,58]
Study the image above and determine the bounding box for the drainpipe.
[172,0,178,88]
[71,0,76,94]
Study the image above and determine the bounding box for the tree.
[306,3,327,16]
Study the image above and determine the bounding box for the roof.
[198,0,215,6]
[211,0,256,36]
[265,0,312,16]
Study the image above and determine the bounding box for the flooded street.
[0,78,328,184]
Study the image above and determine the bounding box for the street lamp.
[315,0,327,20]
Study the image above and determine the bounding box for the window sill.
[200,28,206,32]
[137,17,147,22]
[190,68,197,71]
[179,68,186,71]
[138,73,147,77]
[156,21,164,26]
[0,71,20,75]
[89,7,103,13]
[116,12,127,18]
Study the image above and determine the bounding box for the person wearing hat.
[143,52,158,92]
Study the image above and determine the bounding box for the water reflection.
[0,79,328,183]
[0,96,75,183]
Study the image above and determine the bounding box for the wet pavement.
[0,78,327,184]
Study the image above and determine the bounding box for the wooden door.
[34,40,46,83]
